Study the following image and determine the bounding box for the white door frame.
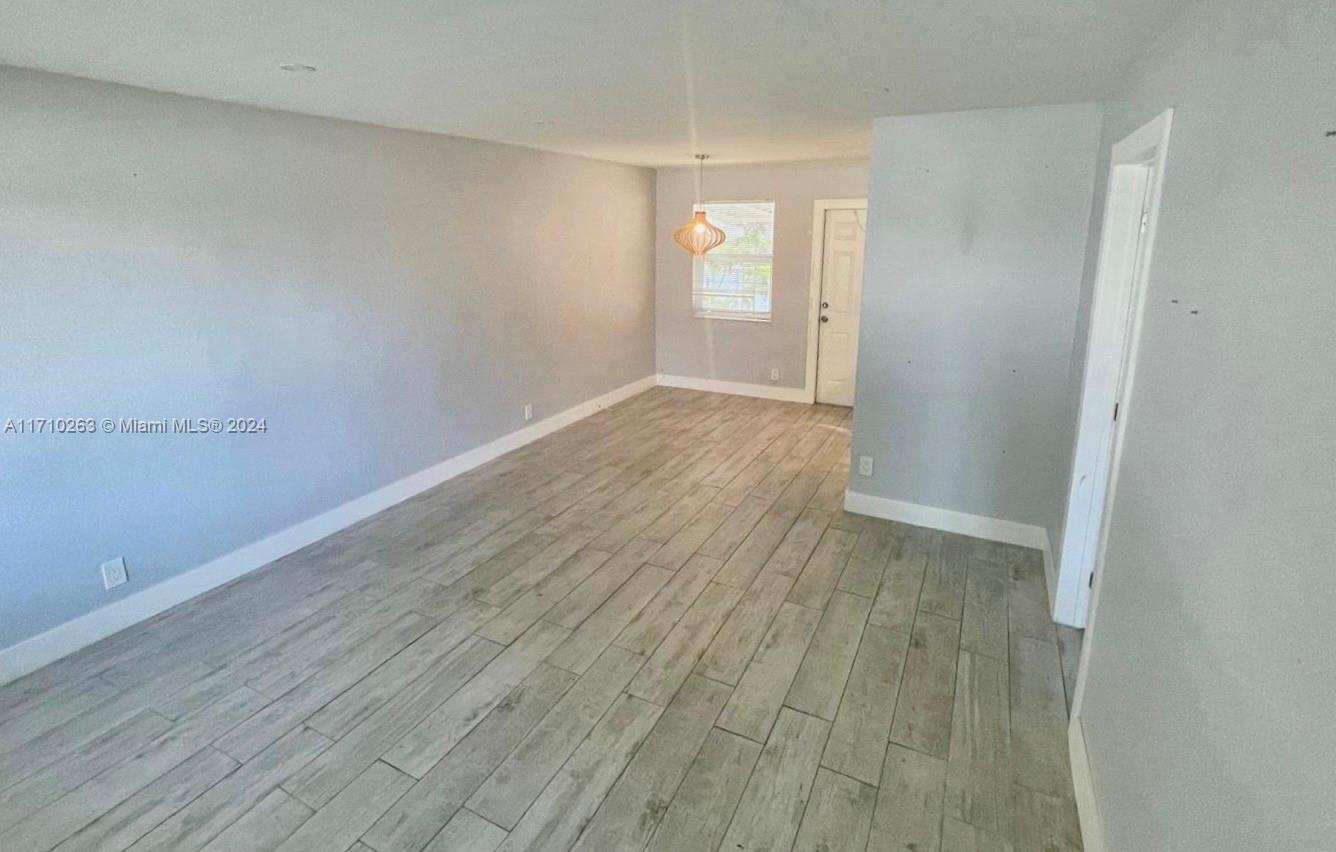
[1055,109,1174,629]
[805,197,869,404]
[1065,108,1174,852]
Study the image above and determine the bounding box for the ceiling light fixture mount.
[672,154,727,256]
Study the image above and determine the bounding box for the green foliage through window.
[692,202,775,321]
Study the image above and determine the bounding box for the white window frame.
[690,201,775,323]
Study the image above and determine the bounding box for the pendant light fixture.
[673,154,727,256]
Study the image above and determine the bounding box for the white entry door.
[815,207,867,406]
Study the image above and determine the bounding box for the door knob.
[820,316,829,323]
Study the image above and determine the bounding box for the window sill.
[691,313,772,324]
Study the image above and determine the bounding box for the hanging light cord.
[694,154,707,210]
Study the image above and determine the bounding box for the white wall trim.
[805,197,869,405]
[1041,540,1058,614]
[0,374,658,685]
[656,373,811,403]
[1069,715,1107,852]
[844,489,1054,581]
[1056,108,1174,629]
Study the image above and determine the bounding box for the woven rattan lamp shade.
[673,154,727,256]
[673,209,727,255]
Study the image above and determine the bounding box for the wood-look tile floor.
[0,388,1083,852]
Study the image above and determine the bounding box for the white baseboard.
[0,375,657,686]
[843,490,1054,574]
[656,373,812,404]
[1043,540,1060,617]
[1069,715,1106,852]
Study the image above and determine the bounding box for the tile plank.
[0,687,268,852]
[422,810,507,852]
[837,522,898,599]
[890,611,962,759]
[822,625,910,786]
[717,601,822,742]
[1010,786,1083,852]
[961,558,1010,662]
[712,513,794,589]
[129,726,331,852]
[544,538,661,629]
[196,789,312,852]
[492,694,662,852]
[381,621,570,779]
[570,675,731,852]
[697,495,773,561]
[547,564,673,675]
[613,555,721,656]
[53,748,238,852]
[627,582,743,706]
[276,762,413,852]
[694,565,795,685]
[363,665,575,852]
[868,744,947,852]
[1009,636,1074,799]
[945,651,1011,834]
[764,507,834,578]
[718,707,830,852]
[303,603,499,741]
[466,646,642,828]
[869,552,928,634]
[791,767,877,852]
[920,533,970,619]
[789,527,859,610]
[786,590,872,720]
[942,817,1015,852]
[644,729,760,852]
[284,637,502,807]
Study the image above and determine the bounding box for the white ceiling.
[0,0,1186,166]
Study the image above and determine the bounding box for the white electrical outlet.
[769,367,780,382]
[858,455,874,477]
[523,403,533,422]
[101,557,128,590]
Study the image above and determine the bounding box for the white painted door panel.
[816,208,866,406]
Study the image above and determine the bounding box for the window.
[691,201,775,321]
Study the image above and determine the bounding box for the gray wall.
[655,159,868,389]
[850,104,1102,536]
[0,67,656,650]
[1072,1,1336,848]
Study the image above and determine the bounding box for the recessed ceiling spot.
[278,62,317,73]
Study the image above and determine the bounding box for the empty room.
[2,1,1332,851]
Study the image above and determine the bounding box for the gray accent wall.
[850,104,1102,535]
[0,67,656,650]
[655,159,869,389]
[1071,0,1336,848]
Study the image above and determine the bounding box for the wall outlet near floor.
[101,556,128,590]
[769,367,780,382]
[857,455,874,477]
[523,403,533,422]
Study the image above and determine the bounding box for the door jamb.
[805,197,869,404]
[1066,108,1174,852]
[1055,109,1174,628]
